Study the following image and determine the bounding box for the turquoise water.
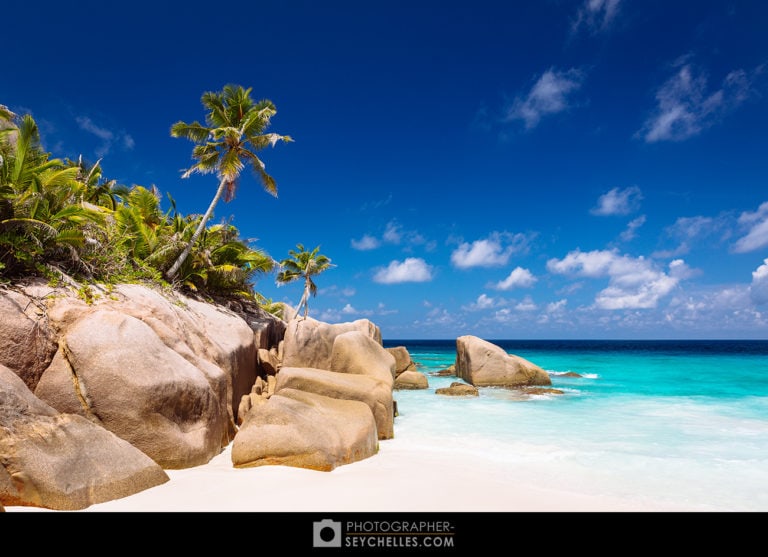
[385,340,768,511]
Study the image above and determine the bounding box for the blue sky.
[4,1,768,339]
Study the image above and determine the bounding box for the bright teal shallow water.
[384,339,768,511]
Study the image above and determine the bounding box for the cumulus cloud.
[515,296,538,311]
[505,68,585,130]
[492,267,537,290]
[572,0,622,34]
[546,299,568,312]
[591,186,643,216]
[451,232,532,269]
[547,249,688,309]
[76,115,134,157]
[351,234,380,250]
[733,201,768,253]
[373,258,433,284]
[463,293,497,311]
[750,259,768,305]
[638,61,758,143]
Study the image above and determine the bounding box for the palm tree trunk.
[297,281,310,319]
[165,177,227,281]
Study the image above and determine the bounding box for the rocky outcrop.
[329,331,395,386]
[275,366,394,439]
[386,346,417,377]
[435,381,479,396]
[282,317,382,370]
[394,370,429,390]
[0,285,58,391]
[34,309,229,469]
[231,388,378,471]
[0,364,169,510]
[1,279,261,469]
[455,336,551,387]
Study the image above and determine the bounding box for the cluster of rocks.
[0,278,564,511]
[1,279,400,509]
[389,346,429,390]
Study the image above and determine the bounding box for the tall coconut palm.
[276,243,334,319]
[164,84,292,281]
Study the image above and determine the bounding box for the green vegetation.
[277,243,334,319]
[166,84,292,280]
[0,89,290,306]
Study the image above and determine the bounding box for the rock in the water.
[521,387,565,396]
[431,365,456,377]
[386,346,417,377]
[0,364,168,510]
[231,388,378,471]
[394,370,429,390]
[560,372,583,378]
[276,366,394,439]
[455,335,551,387]
[435,382,479,396]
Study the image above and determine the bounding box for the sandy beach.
[6,434,701,513]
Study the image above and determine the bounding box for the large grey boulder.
[231,388,378,471]
[282,317,382,370]
[0,364,168,510]
[275,366,394,439]
[455,335,551,387]
[34,309,229,469]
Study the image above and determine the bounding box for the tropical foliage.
[165,84,292,280]
[0,102,276,303]
[276,243,334,319]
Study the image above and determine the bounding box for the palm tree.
[276,243,333,319]
[164,84,292,281]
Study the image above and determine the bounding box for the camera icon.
[313,519,342,547]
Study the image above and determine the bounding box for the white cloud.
[620,215,647,242]
[733,201,768,253]
[493,267,537,290]
[547,249,686,309]
[373,258,433,284]
[76,115,133,157]
[352,219,430,251]
[546,299,568,313]
[383,221,402,244]
[463,294,498,311]
[639,62,757,143]
[341,303,357,314]
[505,68,585,130]
[591,186,643,216]
[572,0,622,34]
[654,215,725,257]
[750,259,768,305]
[515,296,538,311]
[451,232,531,269]
[351,234,380,251]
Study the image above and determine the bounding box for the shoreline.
[6,434,709,513]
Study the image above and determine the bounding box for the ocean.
[383,339,768,512]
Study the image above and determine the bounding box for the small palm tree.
[165,84,292,281]
[276,243,333,319]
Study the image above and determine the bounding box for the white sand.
[6,436,701,513]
